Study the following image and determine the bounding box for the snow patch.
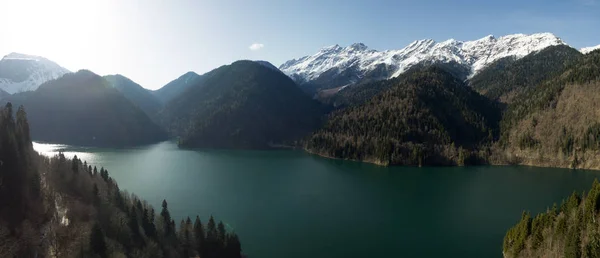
[581,44,600,54]
[280,32,568,85]
[0,53,70,94]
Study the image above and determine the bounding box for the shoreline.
[303,147,600,171]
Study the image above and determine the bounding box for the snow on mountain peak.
[0,52,70,94]
[348,43,369,51]
[280,32,569,88]
[581,44,600,54]
[2,52,43,61]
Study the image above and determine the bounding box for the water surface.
[34,141,600,258]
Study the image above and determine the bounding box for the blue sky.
[1,0,599,89]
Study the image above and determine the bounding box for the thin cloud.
[249,43,264,51]
[577,0,597,6]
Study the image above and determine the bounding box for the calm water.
[34,141,600,258]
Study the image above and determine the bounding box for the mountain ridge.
[0,52,70,94]
[280,33,568,91]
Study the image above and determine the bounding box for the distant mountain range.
[1,32,599,156]
[0,53,69,94]
[104,74,163,118]
[3,70,167,147]
[279,33,590,93]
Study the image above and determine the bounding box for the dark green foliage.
[503,211,532,254]
[470,45,582,103]
[152,71,202,104]
[0,104,242,258]
[586,229,600,258]
[90,223,107,258]
[583,123,600,150]
[161,199,174,238]
[504,180,600,258]
[565,227,582,258]
[306,66,501,166]
[585,179,600,224]
[161,60,325,149]
[2,70,167,147]
[104,74,163,118]
[194,216,206,255]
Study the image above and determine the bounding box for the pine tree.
[225,233,242,258]
[93,183,100,205]
[90,223,107,258]
[161,200,172,236]
[194,216,205,256]
[72,155,79,174]
[217,221,226,247]
[206,216,218,257]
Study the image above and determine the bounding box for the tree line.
[0,103,242,257]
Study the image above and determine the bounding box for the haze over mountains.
[0,53,69,94]
[0,32,600,168]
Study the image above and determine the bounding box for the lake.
[33,141,600,258]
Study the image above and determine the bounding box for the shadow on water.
[34,141,600,258]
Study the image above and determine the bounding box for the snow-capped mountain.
[581,44,600,54]
[280,33,567,90]
[0,52,70,94]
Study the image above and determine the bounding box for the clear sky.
[1,0,599,90]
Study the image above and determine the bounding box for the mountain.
[0,52,70,94]
[0,103,242,257]
[3,70,167,147]
[104,74,163,117]
[0,88,8,100]
[306,66,501,166]
[469,45,582,103]
[280,33,567,92]
[152,71,202,104]
[581,44,600,54]
[160,60,325,149]
[503,180,600,258]
[496,49,600,169]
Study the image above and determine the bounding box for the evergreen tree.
[90,223,107,258]
[71,155,79,174]
[92,183,100,205]
[217,221,226,248]
[225,233,242,258]
[161,200,172,236]
[194,216,206,256]
[206,216,218,257]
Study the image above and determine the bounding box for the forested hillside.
[503,180,600,258]
[469,45,582,103]
[3,70,167,147]
[161,60,325,149]
[496,49,600,169]
[0,103,242,257]
[105,74,163,118]
[306,66,501,166]
[152,72,202,104]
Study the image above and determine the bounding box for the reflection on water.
[33,142,100,165]
[29,141,600,258]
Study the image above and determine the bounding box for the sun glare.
[0,0,119,69]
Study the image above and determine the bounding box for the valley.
[2,31,600,258]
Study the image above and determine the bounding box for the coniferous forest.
[0,103,241,258]
[503,180,600,258]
